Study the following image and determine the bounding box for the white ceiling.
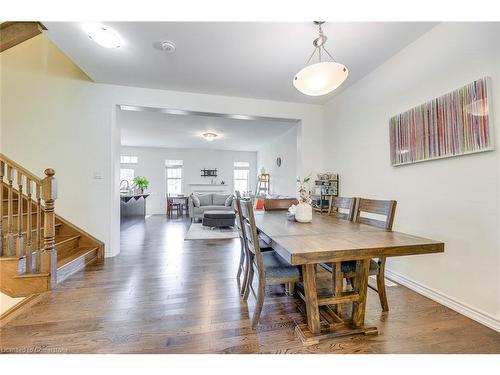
[43,22,437,104]
[118,107,298,151]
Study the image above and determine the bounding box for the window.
[234,161,250,194]
[120,168,134,188]
[120,155,138,164]
[166,160,183,196]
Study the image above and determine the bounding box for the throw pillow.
[212,194,229,206]
[225,195,233,207]
[191,194,201,208]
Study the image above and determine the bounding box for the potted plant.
[133,176,149,194]
[295,176,312,223]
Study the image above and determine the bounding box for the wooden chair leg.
[236,238,245,280]
[242,261,254,300]
[240,253,250,296]
[252,277,266,329]
[376,274,389,311]
[377,258,389,311]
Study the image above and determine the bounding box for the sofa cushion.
[212,194,230,206]
[197,205,233,212]
[198,194,213,206]
[191,193,201,208]
[224,195,233,207]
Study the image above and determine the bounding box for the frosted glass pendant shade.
[293,62,348,96]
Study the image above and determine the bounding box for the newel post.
[41,168,57,287]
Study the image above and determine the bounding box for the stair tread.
[56,234,81,245]
[57,246,98,269]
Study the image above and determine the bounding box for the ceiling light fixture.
[202,132,218,141]
[84,23,123,49]
[293,21,348,96]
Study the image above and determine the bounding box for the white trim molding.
[385,268,500,333]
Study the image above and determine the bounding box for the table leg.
[351,258,370,327]
[302,264,320,334]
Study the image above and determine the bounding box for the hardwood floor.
[1,215,499,353]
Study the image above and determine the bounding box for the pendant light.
[293,22,348,96]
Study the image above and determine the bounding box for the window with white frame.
[120,155,138,164]
[166,160,183,196]
[233,161,250,194]
[120,168,134,188]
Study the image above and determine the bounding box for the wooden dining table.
[254,211,445,345]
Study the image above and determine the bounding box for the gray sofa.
[188,193,234,221]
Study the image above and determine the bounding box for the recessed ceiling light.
[83,23,123,49]
[202,132,218,141]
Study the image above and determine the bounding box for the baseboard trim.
[385,268,500,333]
[0,293,43,328]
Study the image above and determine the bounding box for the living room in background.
[166,159,183,195]
[233,161,250,195]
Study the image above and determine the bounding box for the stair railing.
[0,154,57,285]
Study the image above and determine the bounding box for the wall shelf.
[311,174,339,213]
[201,168,217,177]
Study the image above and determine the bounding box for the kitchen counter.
[120,194,149,224]
[120,193,150,203]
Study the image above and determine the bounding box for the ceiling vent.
[153,40,176,53]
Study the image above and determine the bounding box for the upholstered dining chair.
[334,198,397,312]
[238,198,302,328]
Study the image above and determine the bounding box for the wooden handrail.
[0,154,57,282]
[0,153,42,184]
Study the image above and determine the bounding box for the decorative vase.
[295,203,312,223]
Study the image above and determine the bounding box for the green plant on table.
[133,176,149,192]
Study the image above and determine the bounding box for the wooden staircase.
[0,153,104,297]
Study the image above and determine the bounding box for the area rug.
[185,223,239,240]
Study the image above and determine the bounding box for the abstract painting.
[389,77,494,166]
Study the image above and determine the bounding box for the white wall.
[257,126,299,197]
[1,34,324,257]
[323,23,500,327]
[120,146,257,215]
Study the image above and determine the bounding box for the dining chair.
[338,198,397,311]
[238,198,302,328]
[234,194,249,295]
[234,196,274,295]
[166,194,182,217]
[321,196,357,316]
[237,190,273,250]
[327,196,356,220]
